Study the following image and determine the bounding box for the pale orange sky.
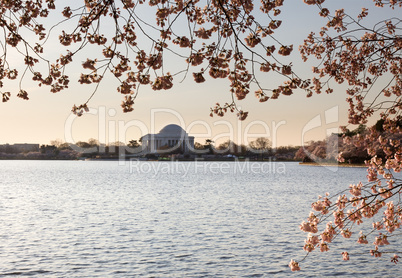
[0,1,394,147]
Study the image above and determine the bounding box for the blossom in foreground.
[370,246,382,258]
[320,241,329,252]
[288,259,301,271]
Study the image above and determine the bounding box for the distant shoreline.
[0,157,299,162]
[299,162,366,168]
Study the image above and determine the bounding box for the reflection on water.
[0,160,400,277]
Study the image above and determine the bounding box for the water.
[0,160,400,277]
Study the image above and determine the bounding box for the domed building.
[141,124,195,153]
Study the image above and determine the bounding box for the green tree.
[203,139,215,154]
[127,139,140,148]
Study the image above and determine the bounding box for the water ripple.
[0,161,401,277]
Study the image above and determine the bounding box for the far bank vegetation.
[295,121,402,165]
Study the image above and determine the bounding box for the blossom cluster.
[0,0,321,119]
[291,119,402,271]
[289,0,402,271]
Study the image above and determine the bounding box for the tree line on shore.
[296,120,402,165]
[2,121,397,162]
[0,137,299,160]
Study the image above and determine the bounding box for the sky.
[0,0,398,148]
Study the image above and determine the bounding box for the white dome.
[159,124,186,135]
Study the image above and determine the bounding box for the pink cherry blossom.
[288,259,301,272]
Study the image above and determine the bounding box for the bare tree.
[249,137,272,157]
